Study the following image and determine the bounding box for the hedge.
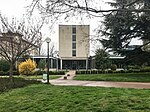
[76,69,150,74]
[0,70,65,76]
[0,77,41,92]
[0,71,19,76]
[36,70,65,75]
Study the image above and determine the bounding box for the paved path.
[48,71,150,89]
[50,79,150,89]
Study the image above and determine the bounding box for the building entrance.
[72,61,77,70]
[62,60,86,70]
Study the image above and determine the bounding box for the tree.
[0,14,43,83]
[18,59,37,75]
[38,59,46,70]
[99,0,150,65]
[29,0,150,16]
[95,49,110,70]
[100,0,150,49]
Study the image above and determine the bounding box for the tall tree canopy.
[100,0,150,50]
[99,0,150,65]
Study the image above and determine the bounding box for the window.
[72,50,76,56]
[72,35,76,41]
[72,25,76,57]
[72,26,76,34]
[72,43,76,49]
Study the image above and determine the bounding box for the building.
[0,31,39,59]
[30,56,58,70]
[59,25,90,70]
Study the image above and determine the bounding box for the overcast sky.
[0,0,142,56]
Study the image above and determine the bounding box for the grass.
[74,72,150,82]
[0,84,150,112]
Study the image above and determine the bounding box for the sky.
[0,0,143,56]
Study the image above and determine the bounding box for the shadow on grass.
[0,77,41,93]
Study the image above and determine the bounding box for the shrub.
[108,70,113,73]
[91,70,97,74]
[36,70,46,75]
[0,60,10,72]
[18,59,37,75]
[140,67,150,72]
[126,70,133,73]
[0,77,41,92]
[36,70,65,75]
[110,64,117,71]
[50,71,65,75]
[98,70,102,74]
[0,71,19,76]
[127,65,141,70]
[76,71,80,74]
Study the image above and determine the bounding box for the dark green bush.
[97,70,102,74]
[76,68,150,75]
[0,71,4,75]
[126,69,133,73]
[120,70,126,73]
[140,67,150,72]
[127,65,141,70]
[76,71,81,74]
[0,77,41,92]
[36,70,65,75]
[110,64,117,71]
[108,70,113,73]
[51,71,65,75]
[36,70,46,75]
[0,71,19,76]
[80,71,86,74]
[91,70,97,74]
[0,60,10,72]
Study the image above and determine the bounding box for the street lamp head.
[45,37,51,43]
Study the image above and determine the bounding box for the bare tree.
[28,0,149,17]
[28,0,150,44]
[49,43,56,57]
[0,14,44,83]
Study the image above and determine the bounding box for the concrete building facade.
[59,25,90,70]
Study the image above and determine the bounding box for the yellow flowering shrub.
[18,59,37,75]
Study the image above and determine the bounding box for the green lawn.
[74,72,150,82]
[0,84,150,112]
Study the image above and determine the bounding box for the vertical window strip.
[72,25,76,57]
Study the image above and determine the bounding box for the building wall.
[76,25,90,58]
[59,25,72,58]
[59,25,90,59]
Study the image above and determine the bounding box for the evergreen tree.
[95,49,110,70]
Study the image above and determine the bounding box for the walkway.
[49,71,150,89]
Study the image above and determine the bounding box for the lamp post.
[45,37,51,83]
[56,54,59,71]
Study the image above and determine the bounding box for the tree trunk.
[9,62,14,84]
